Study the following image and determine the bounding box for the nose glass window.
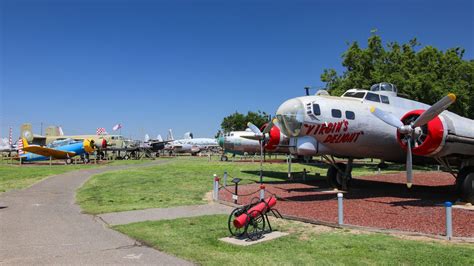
[276,98,305,137]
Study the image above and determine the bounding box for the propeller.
[370,93,456,188]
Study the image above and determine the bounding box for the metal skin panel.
[276,90,474,163]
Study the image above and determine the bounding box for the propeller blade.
[370,107,404,129]
[247,122,262,135]
[406,138,413,188]
[413,93,456,128]
[262,119,274,135]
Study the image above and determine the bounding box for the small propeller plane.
[269,82,474,203]
[18,138,95,164]
[165,130,219,155]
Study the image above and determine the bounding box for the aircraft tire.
[83,158,90,164]
[65,158,73,165]
[461,172,474,204]
[326,163,352,189]
[456,167,474,194]
[124,155,130,160]
[220,155,228,161]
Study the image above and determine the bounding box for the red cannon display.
[233,197,277,228]
[227,196,282,240]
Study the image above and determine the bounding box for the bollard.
[337,193,344,225]
[437,165,441,171]
[303,168,307,182]
[213,174,220,201]
[223,171,228,187]
[259,185,265,200]
[445,201,452,240]
[377,168,381,174]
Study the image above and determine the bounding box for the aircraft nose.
[276,98,305,137]
[217,136,224,148]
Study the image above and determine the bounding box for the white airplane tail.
[167,129,174,141]
[144,134,150,142]
[184,132,193,139]
[157,134,163,142]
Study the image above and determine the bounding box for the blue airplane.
[18,138,95,164]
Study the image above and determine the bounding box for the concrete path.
[0,161,192,265]
[99,204,232,226]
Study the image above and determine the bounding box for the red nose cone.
[265,126,281,151]
[101,139,107,149]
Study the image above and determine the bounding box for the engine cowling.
[397,110,445,156]
[260,124,281,151]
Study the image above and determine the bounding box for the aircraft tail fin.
[20,123,34,142]
[144,134,150,142]
[184,132,193,139]
[17,138,29,155]
[167,129,174,141]
[157,134,163,142]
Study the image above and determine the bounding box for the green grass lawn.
[77,157,412,214]
[114,215,474,265]
[0,159,154,194]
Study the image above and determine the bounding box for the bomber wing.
[23,146,76,159]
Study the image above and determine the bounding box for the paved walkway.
[0,161,193,265]
[99,204,232,226]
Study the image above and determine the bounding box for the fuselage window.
[381,95,390,104]
[312,104,321,115]
[331,109,342,118]
[346,111,355,120]
[365,92,381,102]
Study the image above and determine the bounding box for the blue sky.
[1,0,472,140]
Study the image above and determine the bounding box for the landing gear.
[457,167,474,203]
[65,158,73,165]
[220,155,228,161]
[326,163,352,190]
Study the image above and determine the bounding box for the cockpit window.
[343,91,366,99]
[365,92,381,102]
[381,95,390,104]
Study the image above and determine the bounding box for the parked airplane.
[18,138,95,164]
[165,130,219,155]
[218,123,290,161]
[19,123,136,155]
[273,82,474,203]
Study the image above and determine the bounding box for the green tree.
[321,34,474,118]
[220,111,269,133]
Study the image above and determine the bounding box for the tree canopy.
[220,111,270,133]
[320,34,474,118]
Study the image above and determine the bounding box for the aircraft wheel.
[326,163,351,189]
[456,167,474,194]
[461,172,474,204]
[65,158,73,165]
[83,158,90,164]
[124,155,130,160]
[220,155,228,161]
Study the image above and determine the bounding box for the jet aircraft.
[272,82,474,203]
[18,138,95,164]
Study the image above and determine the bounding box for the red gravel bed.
[219,171,474,237]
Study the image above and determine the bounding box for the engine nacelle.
[397,110,446,156]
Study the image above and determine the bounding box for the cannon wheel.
[228,207,247,238]
[245,209,266,241]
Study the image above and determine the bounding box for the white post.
[259,185,265,200]
[445,201,452,240]
[213,174,220,201]
[223,171,228,187]
[338,193,344,225]
[287,154,292,179]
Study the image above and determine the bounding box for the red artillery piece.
[227,196,283,240]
